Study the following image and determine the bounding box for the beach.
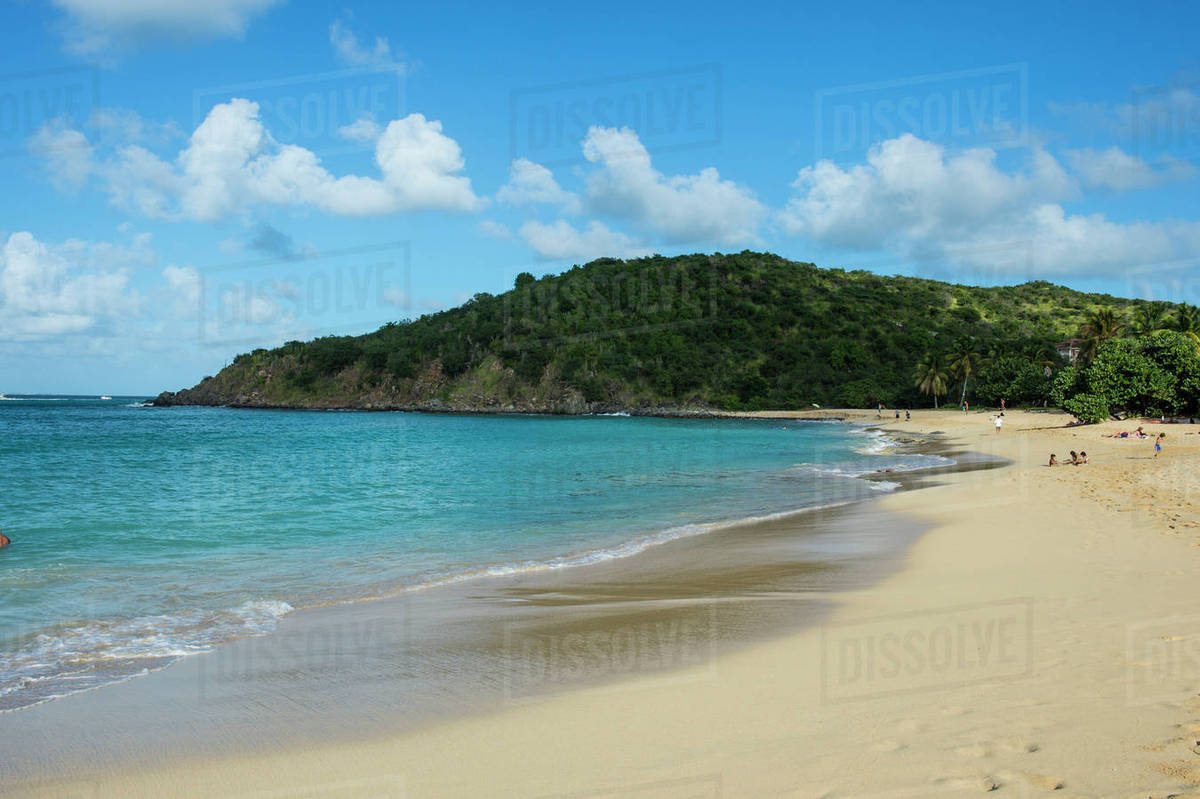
[6,409,1200,798]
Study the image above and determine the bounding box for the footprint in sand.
[998,738,1041,754]
[870,738,907,753]
[930,774,999,792]
[996,770,1064,791]
[953,742,991,758]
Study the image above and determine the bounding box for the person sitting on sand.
[1134,426,1148,439]
[1078,451,1088,464]
[1049,453,1059,466]
[1069,450,1079,465]
[1154,433,1165,458]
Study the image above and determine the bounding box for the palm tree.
[947,340,985,408]
[1132,301,1171,335]
[914,353,949,408]
[1174,303,1200,348]
[1079,308,1126,363]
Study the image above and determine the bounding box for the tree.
[948,339,985,407]
[1132,301,1171,335]
[914,353,949,408]
[1079,308,1126,363]
[1174,303,1200,348]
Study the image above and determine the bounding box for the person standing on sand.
[877,402,883,418]
[905,410,911,421]
[1001,398,1006,413]
[994,415,1003,433]
[1154,433,1165,458]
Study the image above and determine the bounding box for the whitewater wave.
[0,599,293,712]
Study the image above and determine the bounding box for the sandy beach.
[7,409,1200,798]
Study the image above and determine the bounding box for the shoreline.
[0,412,947,718]
[0,420,987,790]
[9,409,1200,797]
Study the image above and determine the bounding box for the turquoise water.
[0,396,947,710]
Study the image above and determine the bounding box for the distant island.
[155,251,1200,420]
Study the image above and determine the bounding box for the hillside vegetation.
[154,251,1188,414]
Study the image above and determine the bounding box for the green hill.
[153,250,1165,413]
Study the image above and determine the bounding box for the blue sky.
[2,0,1198,394]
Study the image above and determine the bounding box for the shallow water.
[0,396,949,711]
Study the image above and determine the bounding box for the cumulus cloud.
[329,17,400,68]
[518,219,651,260]
[0,231,143,340]
[51,0,283,57]
[1065,146,1196,191]
[779,133,1200,275]
[41,99,484,220]
[581,126,766,245]
[478,219,513,239]
[161,264,201,318]
[496,158,581,213]
[337,116,384,144]
[30,125,94,192]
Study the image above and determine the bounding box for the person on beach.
[1001,398,1006,413]
[994,415,1003,433]
[1155,433,1165,458]
[1049,453,1059,466]
[877,402,884,418]
[905,410,911,421]
[895,409,900,420]
[1079,451,1088,464]
[1069,450,1079,465]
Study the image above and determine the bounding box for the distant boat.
[100,395,112,400]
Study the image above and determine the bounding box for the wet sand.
[0,426,989,792]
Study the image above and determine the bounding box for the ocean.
[0,396,949,713]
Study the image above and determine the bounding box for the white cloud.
[30,125,93,192]
[518,219,651,261]
[496,158,581,213]
[1065,146,1196,191]
[337,116,383,144]
[478,220,513,239]
[51,0,283,57]
[0,231,142,341]
[162,264,201,318]
[382,286,410,307]
[779,133,1200,275]
[44,99,484,220]
[581,126,766,245]
[329,17,399,68]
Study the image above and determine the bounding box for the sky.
[1,0,1198,394]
